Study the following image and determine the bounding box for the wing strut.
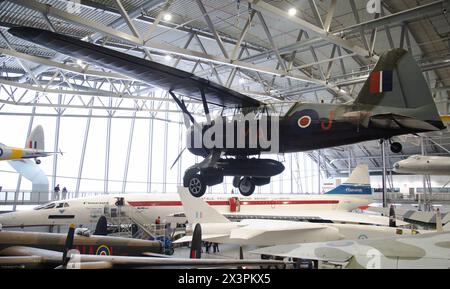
[200,87,211,124]
[169,90,197,129]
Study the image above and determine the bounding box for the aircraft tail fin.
[94,216,108,236]
[355,49,444,130]
[26,125,44,150]
[325,164,372,195]
[179,186,230,224]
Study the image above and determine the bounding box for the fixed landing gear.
[238,177,255,197]
[390,141,402,153]
[187,174,207,198]
[183,156,284,198]
[35,158,41,164]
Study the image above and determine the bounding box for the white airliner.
[0,165,392,230]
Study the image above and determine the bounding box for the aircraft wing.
[226,210,409,226]
[228,220,331,240]
[0,246,62,266]
[173,234,230,244]
[366,206,450,225]
[250,242,354,263]
[9,27,263,109]
[66,254,286,269]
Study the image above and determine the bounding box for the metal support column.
[318,150,321,193]
[104,98,113,194]
[75,98,93,197]
[147,104,154,193]
[122,111,137,193]
[162,100,169,192]
[51,94,62,200]
[380,139,387,208]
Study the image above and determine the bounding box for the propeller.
[189,223,202,259]
[238,246,244,269]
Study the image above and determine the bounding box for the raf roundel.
[298,116,312,129]
[96,244,111,256]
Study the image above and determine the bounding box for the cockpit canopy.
[34,201,69,210]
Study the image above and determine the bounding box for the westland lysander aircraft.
[0,165,405,230]
[9,27,446,197]
[0,125,57,164]
[175,188,416,247]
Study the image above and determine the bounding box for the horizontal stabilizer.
[369,114,443,131]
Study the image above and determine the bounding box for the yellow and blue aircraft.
[0,125,56,164]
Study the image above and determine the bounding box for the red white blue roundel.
[298,116,312,128]
[96,245,111,255]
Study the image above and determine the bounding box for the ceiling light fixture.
[288,8,297,16]
[163,13,172,21]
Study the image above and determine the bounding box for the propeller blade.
[190,223,202,259]
[62,224,75,267]
[436,208,443,233]
[389,205,396,228]
[170,147,186,170]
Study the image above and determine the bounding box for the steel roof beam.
[335,0,447,36]
[248,0,378,61]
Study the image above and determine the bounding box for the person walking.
[213,242,220,253]
[204,241,211,254]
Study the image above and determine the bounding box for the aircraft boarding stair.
[103,204,158,239]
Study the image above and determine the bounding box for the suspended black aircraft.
[8,27,445,198]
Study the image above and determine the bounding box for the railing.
[0,190,49,206]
